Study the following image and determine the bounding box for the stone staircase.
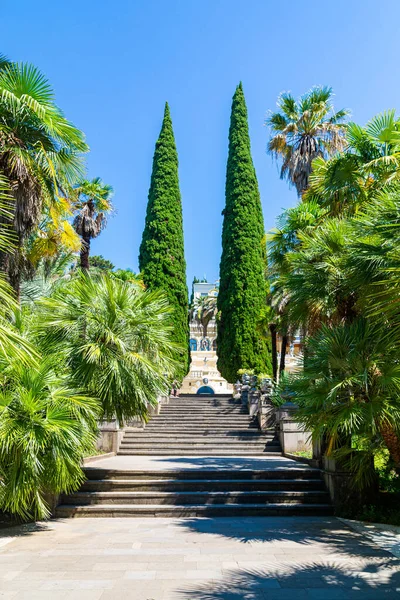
[56,467,331,517]
[118,395,281,456]
[56,395,332,517]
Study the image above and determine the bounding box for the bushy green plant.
[374,449,400,493]
[237,368,255,377]
[36,272,180,424]
[289,318,400,482]
[0,356,99,520]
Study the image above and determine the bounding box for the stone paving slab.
[340,517,400,559]
[0,516,399,599]
[85,454,314,471]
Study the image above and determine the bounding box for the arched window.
[212,339,217,351]
[189,338,197,351]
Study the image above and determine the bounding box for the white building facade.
[179,281,233,395]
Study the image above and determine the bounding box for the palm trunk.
[80,233,91,270]
[1,244,21,301]
[301,324,308,369]
[279,333,288,375]
[379,421,400,469]
[9,265,20,302]
[269,323,277,381]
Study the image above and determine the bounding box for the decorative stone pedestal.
[277,402,312,453]
[249,390,259,417]
[96,419,124,454]
[258,400,275,430]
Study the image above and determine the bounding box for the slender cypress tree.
[217,83,272,382]
[139,103,189,376]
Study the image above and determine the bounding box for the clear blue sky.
[3,0,400,283]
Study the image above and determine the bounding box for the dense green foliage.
[139,103,189,377]
[0,57,88,293]
[217,83,271,382]
[0,358,99,520]
[0,58,180,521]
[269,101,400,489]
[0,269,178,520]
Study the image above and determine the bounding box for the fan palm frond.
[36,273,180,424]
[266,86,349,195]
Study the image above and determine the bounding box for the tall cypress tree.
[217,83,272,382]
[139,103,189,376]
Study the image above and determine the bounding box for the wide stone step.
[120,440,278,447]
[62,490,330,506]
[147,421,256,426]
[148,416,255,427]
[55,503,333,518]
[160,404,245,408]
[143,424,261,429]
[123,432,276,437]
[117,449,282,456]
[162,409,243,413]
[81,478,325,492]
[84,468,322,481]
[121,436,276,442]
[118,441,281,448]
[139,432,263,436]
[142,429,261,434]
[156,414,248,418]
[148,414,254,418]
[164,405,242,410]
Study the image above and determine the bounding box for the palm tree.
[0,356,99,520]
[292,318,400,474]
[266,86,349,196]
[72,178,113,270]
[36,273,179,424]
[267,199,327,362]
[190,295,217,338]
[0,59,87,294]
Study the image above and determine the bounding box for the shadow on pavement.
[177,560,400,599]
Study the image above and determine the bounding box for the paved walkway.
[0,515,399,599]
[85,454,313,471]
